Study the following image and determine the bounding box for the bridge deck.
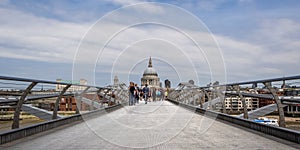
[1,101,299,149]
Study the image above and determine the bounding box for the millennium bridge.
[0,75,300,149]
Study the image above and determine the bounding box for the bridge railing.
[167,98,300,144]
[0,102,124,145]
[0,75,128,133]
[168,75,300,128]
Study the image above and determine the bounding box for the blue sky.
[0,0,299,87]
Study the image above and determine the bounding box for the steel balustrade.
[0,76,127,130]
[168,75,300,127]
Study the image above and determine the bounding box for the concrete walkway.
[1,101,299,149]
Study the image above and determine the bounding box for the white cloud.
[1,2,299,86]
[214,18,300,82]
[107,0,144,6]
[238,0,253,3]
[105,0,165,15]
[255,19,300,50]
[0,7,89,63]
[0,0,9,5]
[251,19,300,68]
[195,0,227,11]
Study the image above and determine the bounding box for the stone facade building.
[56,79,87,92]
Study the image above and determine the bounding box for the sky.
[0,0,299,87]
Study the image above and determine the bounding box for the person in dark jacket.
[129,82,135,106]
[135,84,139,104]
[142,84,149,104]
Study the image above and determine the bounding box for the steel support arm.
[52,85,71,119]
[234,85,248,119]
[263,82,286,127]
[12,82,37,129]
[75,87,90,114]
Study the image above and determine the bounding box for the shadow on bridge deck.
[1,101,299,149]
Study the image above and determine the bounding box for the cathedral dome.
[141,57,160,88]
[143,57,158,76]
[143,67,158,76]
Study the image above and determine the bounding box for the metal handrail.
[196,75,300,89]
[0,75,108,89]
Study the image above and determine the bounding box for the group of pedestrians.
[128,82,167,106]
[129,82,147,105]
[151,87,164,102]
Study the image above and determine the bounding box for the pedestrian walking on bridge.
[143,84,149,104]
[152,88,156,102]
[129,82,135,106]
